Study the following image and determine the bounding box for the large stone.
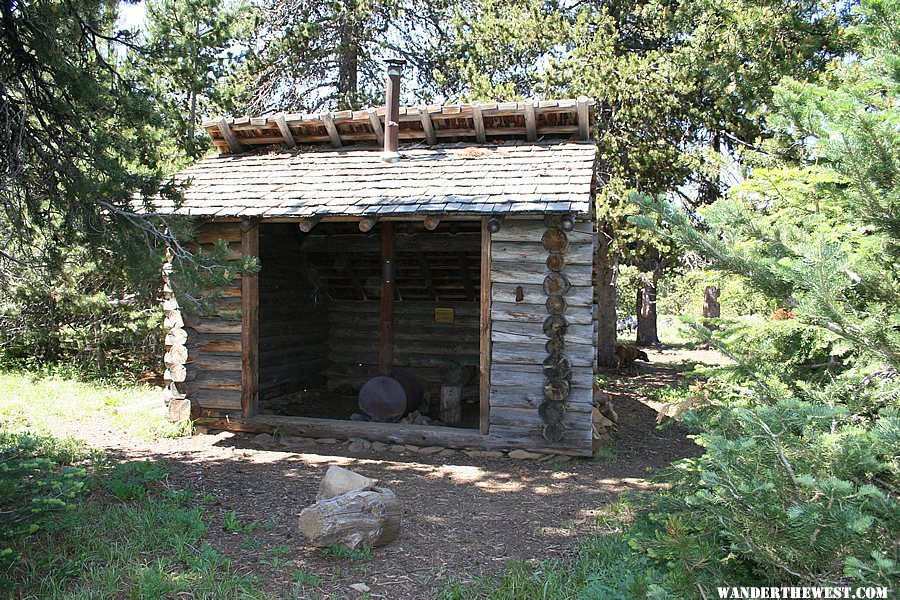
[508,450,543,460]
[465,450,505,459]
[252,433,274,445]
[317,466,374,502]
[371,441,389,452]
[417,446,444,456]
[298,487,400,550]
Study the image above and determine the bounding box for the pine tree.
[135,0,249,161]
[626,1,899,590]
[242,0,453,112]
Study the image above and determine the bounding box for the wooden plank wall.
[258,224,329,405]
[488,218,594,455]
[326,300,481,401]
[169,221,244,415]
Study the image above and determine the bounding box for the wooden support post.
[479,218,491,435]
[524,101,538,142]
[416,252,438,300]
[323,112,343,147]
[577,97,591,140]
[423,215,441,231]
[241,218,259,418]
[367,108,384,147]
[472,103,486,143]
[458,252,474,302]
[419,106,437,145]
[359,216,377,232]
[217,117,245,153]
[299,216,321,233]
[274,113,296,148]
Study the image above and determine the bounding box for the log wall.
[326,300,481,401]
[167,221,244,416]
[258,224,329,405]
[488,218,594,455]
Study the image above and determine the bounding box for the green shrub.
[630,399,899,595]
[0,429,90,571]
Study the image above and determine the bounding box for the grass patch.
[0,428,270,598]
[0,372,188,439]
[322,544,373,562]
[438,534,667,600]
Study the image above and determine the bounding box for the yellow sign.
[434,308,455,324]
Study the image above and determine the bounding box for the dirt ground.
[58,346,727,599]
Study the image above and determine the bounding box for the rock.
[508,449,543,460]
[465,450,505,459]
[317,466,374,501]
[349,583,370,593]
[350,413,369,422]
[299,486,400,550]
[252,433,274,445]
[348,439,371,454]
[600,403,618,424]
[193,425,208,435]
[389,444,406,453]
[593,389,612,405]
[371,441,389,452]
[404,445,421,452]
[592,409,614,429]
[317,438,339,445]
[280,435,309,446]
[438,448,456,457]
[417,446,444,456]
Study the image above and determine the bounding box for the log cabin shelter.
[156,93,601,457]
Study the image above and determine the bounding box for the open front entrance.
[256,221,484,431]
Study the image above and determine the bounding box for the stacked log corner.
[165,222,245,419]
[163,249,191,421]
[488,219,594,455]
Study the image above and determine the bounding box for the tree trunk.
[702,285,721,330]
[635,285,659,346]
[702,286,721,318]
[336,13,359,110]
[595,221,616,368]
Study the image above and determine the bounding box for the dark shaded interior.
[257,221,482,429]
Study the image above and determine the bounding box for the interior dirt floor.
[52,346,728,599]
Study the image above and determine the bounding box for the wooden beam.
[298,216,321,233]
[274,113,296,148]
[240,218,259,418]
[358,216,377,232]
[458,252,474,302]
[472,103,486,143]
[576,96,590,140]
[419,106,437,145]
[193,413,588,456]
[216,117,245,153]
[479,218,491,435]
[367,108,384,147]
[322,112,343,147]
[524,101,538,142]
[487,215,504,233]
[423,215,441,231]
[416,252,438,301]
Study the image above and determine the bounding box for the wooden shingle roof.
[148,141,597,218]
